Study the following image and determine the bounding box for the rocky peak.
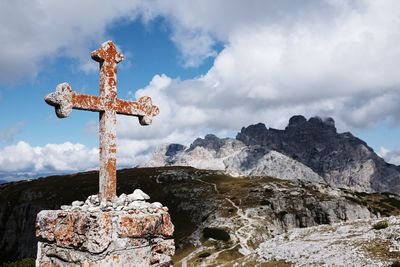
[236,115,363,154]
[241,122,268,133]
[165,144,186,157]
[287,115,307,127]
[189,134,227,152]
[236,123,269,146]
[145,115,400,194]
[237,116,337,146]
[308,116,336,133]
[285,115,336,133]
[235,115,400,193]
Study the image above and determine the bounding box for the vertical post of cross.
[91,41,124,203]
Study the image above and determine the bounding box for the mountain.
[1,167,399,265]
[145,115,400,194]
[145,135,324,184]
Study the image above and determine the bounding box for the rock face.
[145,115,400,194]
[145,135,325,184]
[36,191,174,266]
[237,116,400,193]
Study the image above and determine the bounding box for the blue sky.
[1,1,400,180]
[0,17,216,148]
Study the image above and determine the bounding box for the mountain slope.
[1,167,399,264]
[145,135,324,183]
[145,115,400,194]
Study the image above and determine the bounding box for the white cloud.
[377,147,390,159]
[140,0,343,67]
[0,139,167,180]
[0,0,353,82]
[2,1,400,178]
[378,147,400,166]
[132,0,400,131]
[0,141,98,174]
[0,0,143,82]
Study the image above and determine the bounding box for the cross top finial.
[91,40,124,64]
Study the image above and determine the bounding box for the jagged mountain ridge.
[145,115,400,194]
[146,136,324,184]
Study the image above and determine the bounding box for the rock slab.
[35,192,175,267]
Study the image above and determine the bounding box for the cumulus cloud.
[0,141,98,174]
[2,1,400,178]
[140,0,342,67]
[0,139,161,180]
[0,0,356,82]
[0,0,144,82]
[131,0,400,130]
[378,147,400,166]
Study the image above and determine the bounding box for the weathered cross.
[45,41,159,204]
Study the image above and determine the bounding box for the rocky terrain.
[145,115,400,194]
[256,216,400,266]
[1,167,399,265]
[36,191,174,266]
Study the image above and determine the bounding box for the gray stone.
[127,189,150,202]
[151,202,163,209]
[71,200,84,207]
[87,195,99,205]
[88,206,101,213]
[116,193,127,206]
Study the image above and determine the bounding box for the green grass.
[363,240,400,263]
[1,258,35,267]
[372,220,389,230]
[351,192,400,216]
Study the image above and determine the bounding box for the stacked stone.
[36,189,175,266]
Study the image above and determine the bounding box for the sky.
[1,0,400,181]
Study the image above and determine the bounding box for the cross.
[45,41,159,204]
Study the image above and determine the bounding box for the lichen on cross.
[45,41,159,203]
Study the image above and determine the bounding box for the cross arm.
[72,93,103,112]
[45,83,104,118]
[115,96,159,125]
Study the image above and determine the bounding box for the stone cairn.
[36,190,175,266]
[37,41,174,266]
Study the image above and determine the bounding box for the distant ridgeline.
[145,115,400,195]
